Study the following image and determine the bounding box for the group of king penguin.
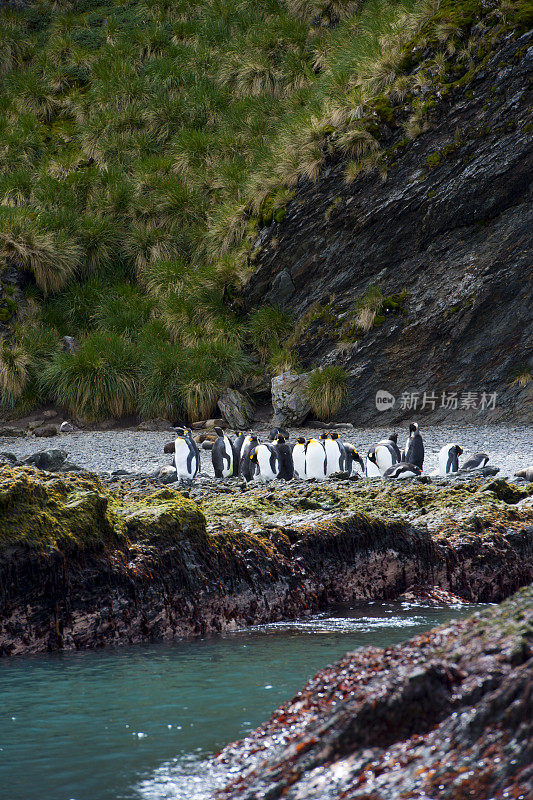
[173,422,490,483]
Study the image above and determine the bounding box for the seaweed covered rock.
[216,586,533,800]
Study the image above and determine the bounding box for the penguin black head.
[175,427,185,436]
[367,447,377,465]
[250,447,259,463]
[214,426,224,437]
[250,434,259,443]
[319,431,330,440]
[297,437,306,445]
[275,435,286,444]
[409,423,419,435]
[389,433,398,443]
[456,444,463,456]
[330,432,339,440]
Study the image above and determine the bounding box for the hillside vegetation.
[0,0,530,421]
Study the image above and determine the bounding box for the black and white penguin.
[319,432,345,475]
[515,467,533,482]
[366,442,398,476]
[212,427,234,478]
[404,423,424,469]
[269,426,289,442]
[250,443,279,482]
[344,444,365,476]
[366,447,382,477]
[305,438,327,480]
[239,434,259,482]
[174,428,200,482]
[379,433,402,463]
[438,443,463,475]
[383,462,422,479]
[461,452,489,470]
[272,435,294,480]
[232,431,246,465]
[292,437,307,479]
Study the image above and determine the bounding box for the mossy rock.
[117,489,207,544]
[0,466,121,552]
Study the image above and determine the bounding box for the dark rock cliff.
[244,29,533,425]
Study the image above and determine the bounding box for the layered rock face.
[1,465,532,656]
[215,586,533,800]
[244,27,533,425]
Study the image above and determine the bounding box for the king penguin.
[320,432,345,475]
[344,444,365,476]
[250,443,279,482]
[292,437,307,479]
[305,438,327,480]
[272,435,294,480]
[174,428,200,482]
[404,423,424,469]
[383,462,422,479]
[462,452,489,470]
[379,433,402,463]
[438,443,463,475]
[212,426,234,478]
[239,434,259,482]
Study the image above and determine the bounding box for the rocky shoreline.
[0,464,531,657]
[214,586,532,800]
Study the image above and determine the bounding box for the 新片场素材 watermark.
[375,390,498,411]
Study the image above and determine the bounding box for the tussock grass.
[41,332,138,420]
[305,365,348,420]
[0,0,519,418]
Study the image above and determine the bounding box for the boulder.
[61,336,79,355]
[156,465,178,484]
[163,441,175,454]
[0,426,26,437]
[22,449,68,471]
[34,424,58,438]
[218,388,254,430]
[271,371,311,427]
[136,418,173,432]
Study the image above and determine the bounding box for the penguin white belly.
[306,442,326,480]
[366,458,381,477]
[222,435,233,477]
[175,438,196,480]
[254,445,278,482]
[324,440,341,475]
[439,443,457,475]
[293,445,307,479]
[375,444,393,475]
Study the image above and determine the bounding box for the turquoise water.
[0,602,482,800]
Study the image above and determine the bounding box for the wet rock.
[264,267,295,304]
[0,426,26,437]
[22,449,68,470]
[33,424,58,438]
[156,465,178,484]
[61,336,79,354]
[136,418,173,432]
[218,388,254,430]
[271,371,311,427]
[216,588,533,800]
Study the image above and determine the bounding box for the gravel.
[0,423,531,479]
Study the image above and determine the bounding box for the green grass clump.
[305,365,348,420]
[41,331,137,420]
[0,0,524,420]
